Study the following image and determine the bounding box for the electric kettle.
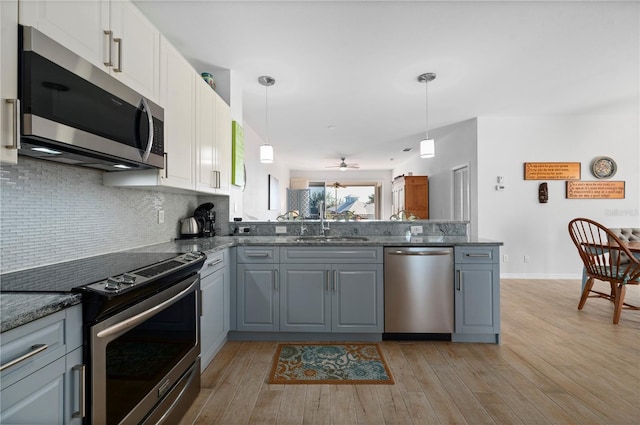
[179,217,200,239]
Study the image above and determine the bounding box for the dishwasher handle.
[387,249,451,256]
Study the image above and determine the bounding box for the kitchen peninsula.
[2,220,502,345]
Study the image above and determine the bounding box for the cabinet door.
[19,0,109,70]
[280,264,331,332]
[200,267,228,371]
[332,264,383,333]
[159,37,194,190]
[109,0,160,102]
[195,78,216,193]
[1,357,65,424]
[236,264,279,331]
[404,176,429,219]
[454,264,499,334]
[1,0,18,164]
[214,93,231,194]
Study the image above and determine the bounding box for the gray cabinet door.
[201,265,229,370]
[454,263,499,334]
[280,264,331,332]
[332,263,383,333]
[236,264,279,331]
[1,356,66,424]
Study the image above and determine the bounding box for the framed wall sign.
[524,162,581,180]
[566,181,625,199]
[268,174,280,210]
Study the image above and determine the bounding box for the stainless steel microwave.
[18,26,164,171]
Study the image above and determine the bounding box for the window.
[288,181,380,220]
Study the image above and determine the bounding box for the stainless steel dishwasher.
[384,246,454,336]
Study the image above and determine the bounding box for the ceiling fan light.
[420,138,435,158]
[260,144,274,163]
[339,165,347,171]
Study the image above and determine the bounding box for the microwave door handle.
[139,97,154,162]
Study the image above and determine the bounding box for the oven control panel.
[84,251,206,294]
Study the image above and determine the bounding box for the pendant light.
[258,75,275,163]
[418,73,436,158]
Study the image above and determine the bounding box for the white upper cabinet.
[19,0,160,102]
[159,37,195,190]
[1,0,19,164]
[195,78,231,195]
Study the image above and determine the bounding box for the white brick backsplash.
[1,158,228,273]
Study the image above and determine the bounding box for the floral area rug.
[268,343,394,384]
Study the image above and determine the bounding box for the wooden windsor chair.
[568,218,640,324]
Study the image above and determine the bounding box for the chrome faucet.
[319,201,330,236]
[299,214,307,236]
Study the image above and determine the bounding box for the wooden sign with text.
[566,181,625,199]
[524,162,581,180]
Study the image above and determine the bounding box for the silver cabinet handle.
[457,270,462,291]
[333,270,337,292]
[388,250,451,256]
[139,97,154,162]
[215,170,221,188]
[71,364,85,419]
[5,99,20,149]
[247,253,269,257]
[113,37,122,72]
[97,281,196,339]
[103,30,113,66]
[0,344,48,372]
[465,253,491,258]
[207,259,223,268]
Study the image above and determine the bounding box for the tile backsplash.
[0,158,227,273]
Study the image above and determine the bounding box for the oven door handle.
[96,281,196,339]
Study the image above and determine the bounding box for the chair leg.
[578,277,595,310]
[613,284,626,324]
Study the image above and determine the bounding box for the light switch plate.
[275,226,287,234]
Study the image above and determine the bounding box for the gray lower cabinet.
[0,304,83,424]
[453,246,500,343]
[200,249,230,371]
[280,247,383,333]
[236,247,280,332]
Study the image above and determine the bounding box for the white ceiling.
[133,1,639,171]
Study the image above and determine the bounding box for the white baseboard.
[500,273,581,279]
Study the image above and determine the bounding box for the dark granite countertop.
[1,235,501,332]
[1,293,82,333]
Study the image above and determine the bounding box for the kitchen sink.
[290,235,369,242]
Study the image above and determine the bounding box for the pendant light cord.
[265,83,269,144]
[425,78,429,140]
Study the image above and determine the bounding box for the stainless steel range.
[1,251,206,425]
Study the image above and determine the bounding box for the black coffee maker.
[194,203,216,237]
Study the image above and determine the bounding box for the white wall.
[289,169,393,219]
[228,122,290,221]
[477,115,640,278]
[392,119,479,235]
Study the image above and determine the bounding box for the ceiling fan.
[326,157,359,171]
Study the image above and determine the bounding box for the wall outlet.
[524,255,530,263]
[157,209,164,224]
[410,225,423,235]
[275,226,287,234]
[238,227,250,233]
[503,254,509,262]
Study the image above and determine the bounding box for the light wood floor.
[180,279,640,425]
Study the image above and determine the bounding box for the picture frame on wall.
[268,174,280,210]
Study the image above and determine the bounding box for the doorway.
[453,165,470,221]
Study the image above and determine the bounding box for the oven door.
[90,274,200,425]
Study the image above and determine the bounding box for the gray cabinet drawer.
[281,246,382,263]
[201,250,227,278]
[237,246,279,263]
[455,246,499,264]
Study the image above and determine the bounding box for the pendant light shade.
[420,138,435,158]
[418,73,436,158]
[258,75,275,164]
[260,144,273,163]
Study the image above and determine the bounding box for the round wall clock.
[591,156,617,179]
